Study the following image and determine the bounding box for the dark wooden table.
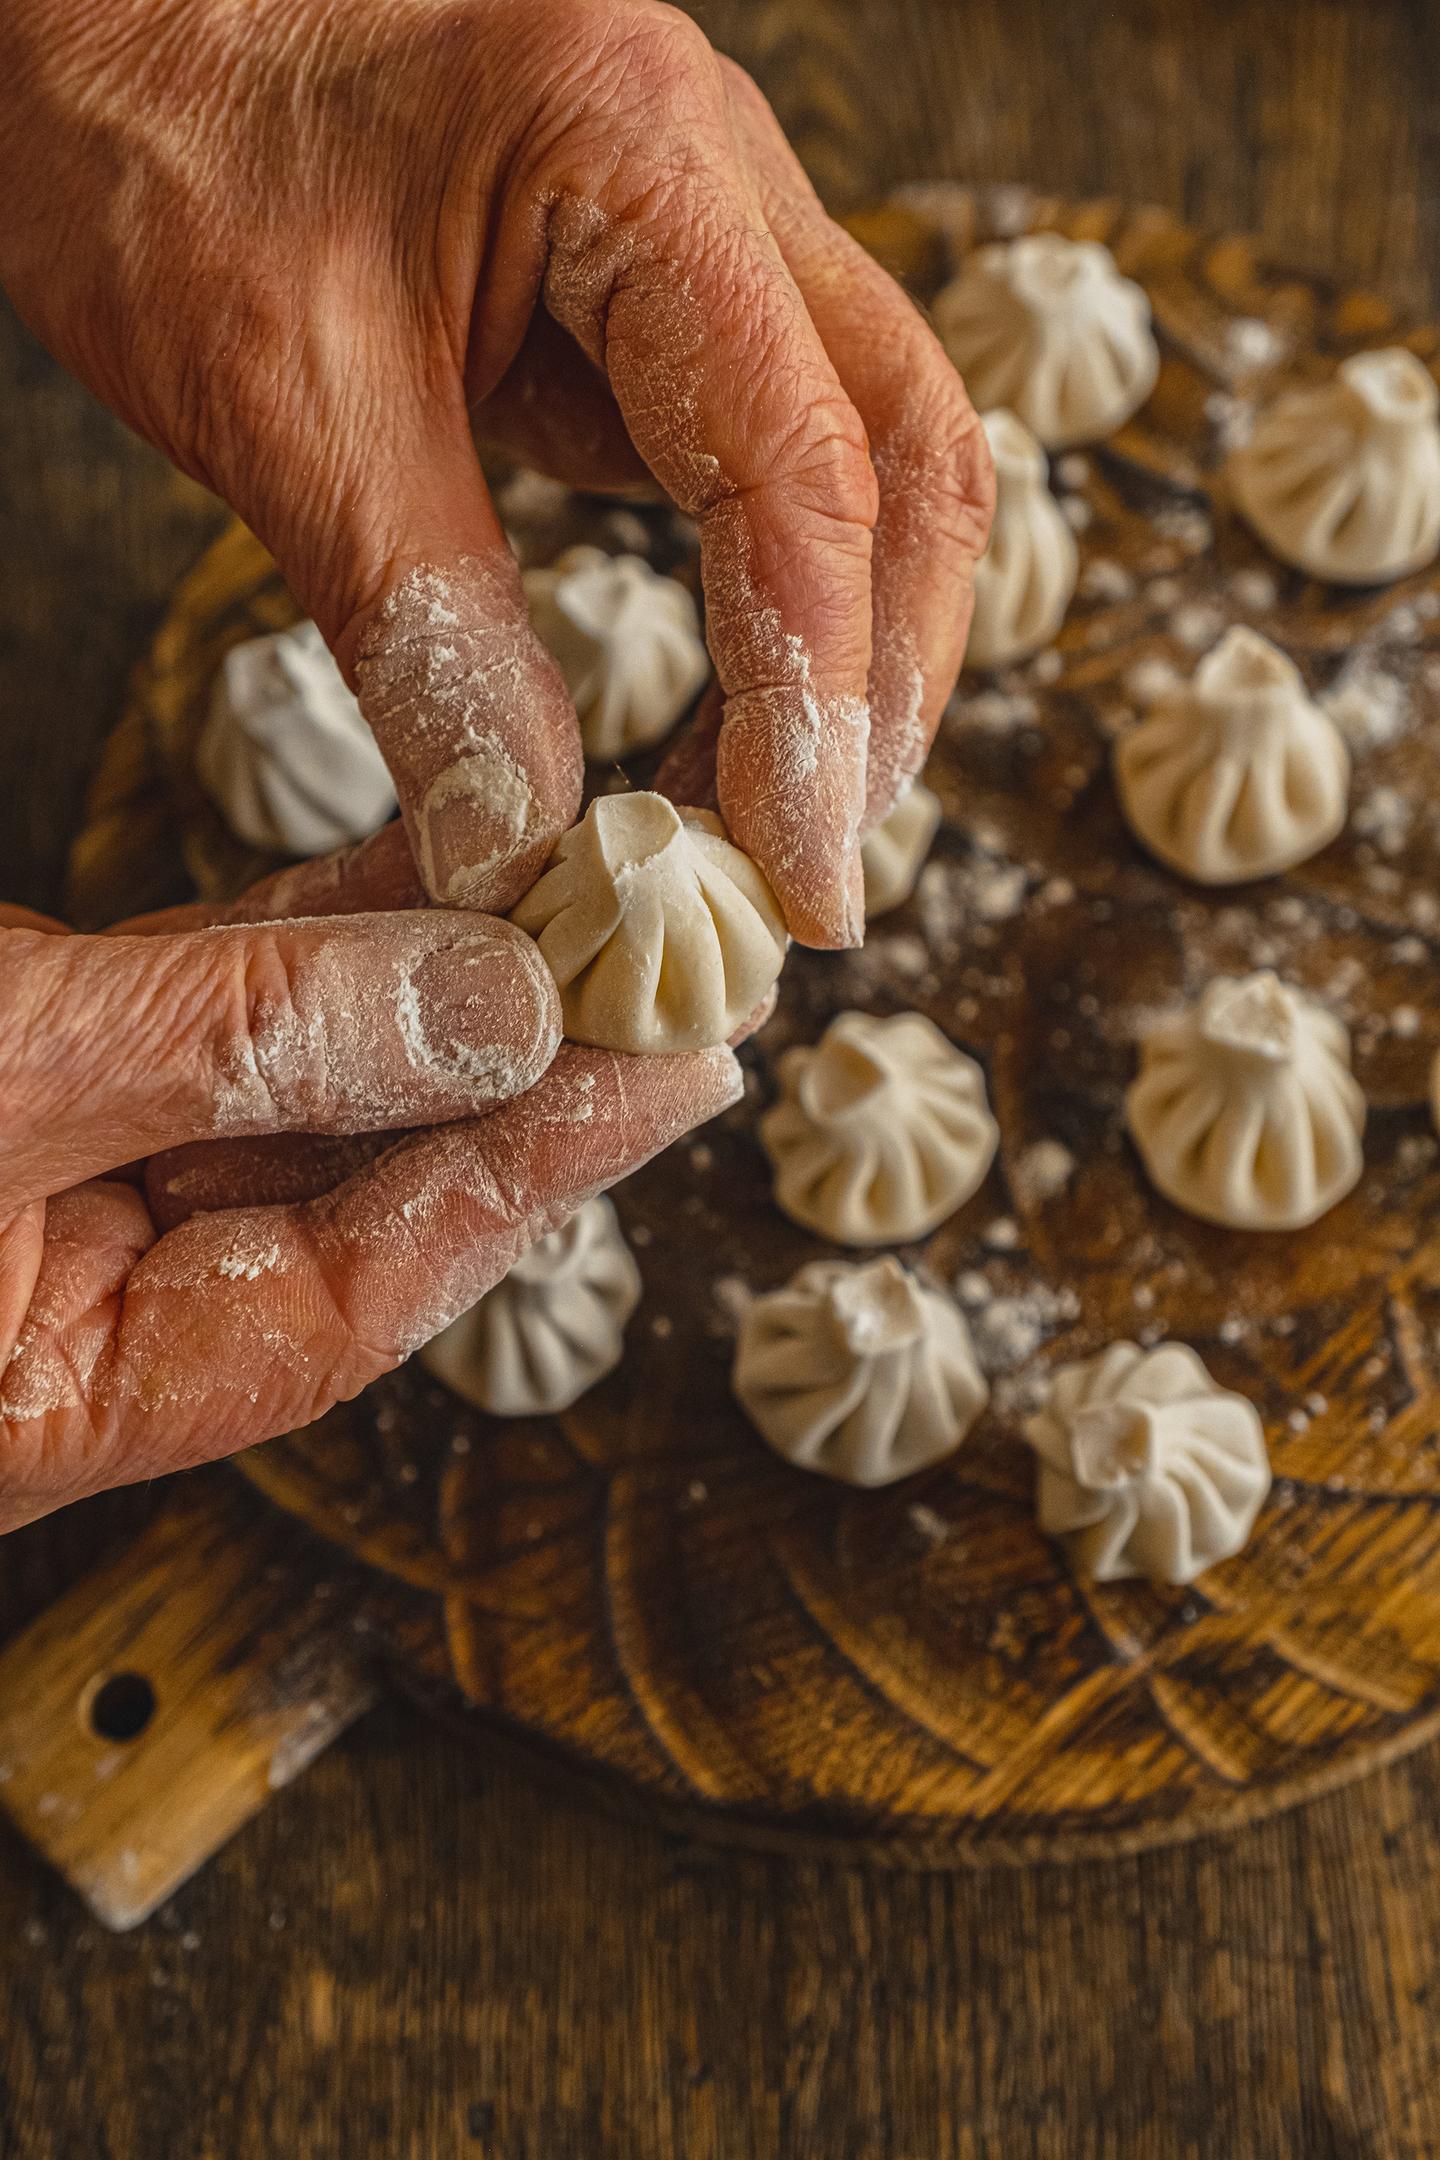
[5,3,1440,2153]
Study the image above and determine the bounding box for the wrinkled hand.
[0,0,991,948]
[0,829,741,1532]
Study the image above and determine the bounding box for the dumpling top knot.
[1114,627,1350,884]
[935,233,1159,450]
[733,1255,988,1488]
[198,619,395,856]
[761,1010,998,1245]
[511,792,787,1054]
[1229,347,1440,584]
[1125,971,1366,1231]
[523,546,710,761]
[1025,1340,1271,1584]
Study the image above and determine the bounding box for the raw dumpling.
[197,619,395,855]
[420,1196,640,1416]
[523,545,710,760]
[1114,627,1350,884]
[861,779,942,916]
[511,792,787,1053]
[761,1010,998,1245]
[966,409,1079,670]
[1126,971,1365,1230]
[1026,1340,1270,1584]
[935,233,1160,451]
[1229,348,1440,585]
[733,1255,988,1487]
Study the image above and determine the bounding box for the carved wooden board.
[66,191,1440,1863]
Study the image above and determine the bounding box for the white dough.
[733,1255,988,1488]
[935,234,1160,451]
[511,792,787,1053]
[1026,1340,1271,1584]
[420,1197,641,1416]
[523,546,710,760]
[761,1010,998,1246]
[1229,348,1440,585]
[966,409,1079,670]
[1115,627,1350,884]
[861,779,942,916]
[197,620,395,856]
[1126,972,1365,1231]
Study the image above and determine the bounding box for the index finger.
[539,99,877,945]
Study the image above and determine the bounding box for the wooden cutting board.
[11,187,1440,1927]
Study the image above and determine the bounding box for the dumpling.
[966,409,1079,670]
[934,233,1160,451]
[1025,1340,1270,1584]
[733,1255,988,1487]
[522,545,710,760]
[1114,627,1350,884]
[420,1196,640,1416]
[511,791,787,1053]
[1126,971,1365,1230]
[861,778,942,916]
[197,619,395,855]
[1229,347,1440,585]
[761,1010,998,1245]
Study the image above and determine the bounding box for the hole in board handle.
[83,1672,157,1744]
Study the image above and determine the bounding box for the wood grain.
[0,1477,377,1928]
[6,1,1440,2153]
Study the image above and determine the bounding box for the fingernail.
[417,749,554,914]
[405,931,559,1103]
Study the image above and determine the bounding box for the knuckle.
[216,928,328,1132]
[879,344,996,552]
[616,2,721,83]
[781,400,881,539]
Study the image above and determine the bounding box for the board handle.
[0,1472,376,1930]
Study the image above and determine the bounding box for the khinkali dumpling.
[1126,972,1365,1230]
[1114,628,1350,884]
[861,779,942,916]
[966,409,1079,670]
[197,619,395,855]
[523,546,710,760]
[1026,1341,1269,1583]
[733,1255,988,1487]
[935,234,1160,451]
[1229,347,1440,584]
[511,792,787,1053]
[420,1197,640,1416]
[761,1010,998,1245]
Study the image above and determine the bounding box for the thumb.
[220,365,583,917]
[0,912,559,1212]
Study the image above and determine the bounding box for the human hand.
[0,832,741,1531]
[0,0,992,948]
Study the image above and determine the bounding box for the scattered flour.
[1011,1138,1077,1206]
[1321,652,1410,750]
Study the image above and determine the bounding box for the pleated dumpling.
[197,619,395,855]
[761,1010,998,1245]
[733,1256,988,1487]
[523,545,710,760]
[1026,1340,1271,1583]
[1126,972,1365,1231]
[861,778,942,916]
[1114,628,1350,884]
[935,233,1160,451]
[965,409,1079,670]
[420,1197,641,1416]
[512,793,787,1053]
[1229,347,1440,585]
